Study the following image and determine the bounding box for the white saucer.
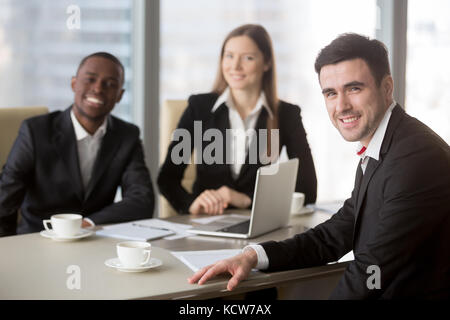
[104,257,163,273]
[291,206,315,216]
[40,228,95,241]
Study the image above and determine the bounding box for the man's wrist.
[242,246,258,268]
[242,245,269,270]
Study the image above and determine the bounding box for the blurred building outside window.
[0,0,134,122]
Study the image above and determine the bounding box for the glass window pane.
[0,0,134,122]
[161,0,377,202]
[406,0,450,144]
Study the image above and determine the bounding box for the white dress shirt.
[244,101,397,270]
[211,87,273,179]
[70,110,107,190]
[356,101,396,173]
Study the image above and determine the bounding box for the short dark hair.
[314,33,391,86]
[76,52,125,84]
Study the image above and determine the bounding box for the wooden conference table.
[0,210,349,300]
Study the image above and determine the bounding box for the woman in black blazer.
[158,24,317,215]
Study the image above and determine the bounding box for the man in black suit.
[0,52,155,236]
[188,34,450,299]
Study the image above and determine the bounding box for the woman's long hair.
[212,24,279,157]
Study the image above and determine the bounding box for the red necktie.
[357,146,366,156]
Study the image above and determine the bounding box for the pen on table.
[132,223,171,231]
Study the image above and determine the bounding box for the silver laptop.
[187,158,299,239]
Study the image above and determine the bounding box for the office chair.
[0,106,49,225]
[0,106,49,172]
[159,100,196,218]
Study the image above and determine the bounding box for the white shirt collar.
[211,87,274,119]
[70,109,107,141]
[357,101,396,161]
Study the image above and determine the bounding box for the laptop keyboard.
[219,220,250,234]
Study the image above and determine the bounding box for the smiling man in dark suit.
[188,34,450,299]
[0,52,155,236]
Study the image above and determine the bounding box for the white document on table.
[171,249,265,282]
[328,250,355,265]
[313,201,345,214]
[134,219,194,240]
[96,222,174,241]
[171,249,242,272]
[96,219,193,241]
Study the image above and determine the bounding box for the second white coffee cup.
[290,192,305,214]
[117,241,151,268]
[43,213,82,237]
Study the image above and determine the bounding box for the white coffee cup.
[43,214,82,237]
[116,241,151,268]
[290,192,305,214]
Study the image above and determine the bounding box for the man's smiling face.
[319,58,393,146]
[71,56,124,124]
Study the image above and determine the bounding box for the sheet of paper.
[171,249,243,272]
[313,201,345,214]
[337,250,354,263]
[134,218,194,240]
[171,249,264,282]
[327,250,355,265]
[96,222,174,241]
[291,205,315,216]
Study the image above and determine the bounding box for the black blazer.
[261,105,450,299]
[0,107,155,236]
[158,93,317,214]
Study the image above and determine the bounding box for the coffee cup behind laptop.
[43,213,82,237]
[290,192,305,214]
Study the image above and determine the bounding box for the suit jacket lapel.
[379,104,404,156]
[353,161,364,202]
[354,158,381,224]
[353,104,405,226]
[52,107,84,201]
[84,116,121,201]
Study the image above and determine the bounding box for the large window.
[161,0,378,202]
[406,0,450,143]
[0,0,135,122]
[7,1,445,204]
